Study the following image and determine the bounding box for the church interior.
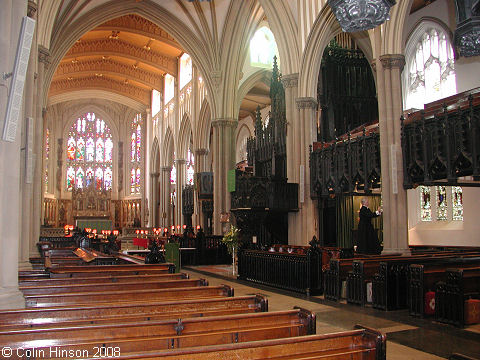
[1,0,480,358]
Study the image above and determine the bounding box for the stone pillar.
[30,46,49,258]
[376,50,409,254]
[290,97,318,245]
[160,166,171,228]
[194,148,209,228]
[175,159,186,228]
[19,0,37,269]
[0,0,28,310]
[281,73,299,181]
[150,172,160,227]
[211,119,236,235]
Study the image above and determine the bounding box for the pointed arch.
[196,98,212,151]
[235,69,272,118]
[162,127,175,168]
[151,137,160,174]
[178,113,193,161]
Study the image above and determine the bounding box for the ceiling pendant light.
[328,0,396,33]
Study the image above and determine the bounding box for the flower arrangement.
[222,225,241,255]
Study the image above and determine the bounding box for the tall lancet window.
[179,53,192,90]
[186,148,195,185]
[420,186,432,222]
[44,128,50,193]
[436,186,448,221]
[66,112,113,191]
[403,23,456,110]
[130,113,142,194]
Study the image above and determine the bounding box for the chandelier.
[454,0,480,57]
[328,0,396,33]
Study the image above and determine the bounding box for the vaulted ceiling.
[49,14,183,107]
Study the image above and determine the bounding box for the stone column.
[281,73,298,181]
[211,119,236,235]
[30,46,49,258]
[194,148,209,228]
[0,0,28,310]
[290,97,318,245]
[160,166,171,228]
[175,159,186,228]
[19,0,38,269]
[150,172,160,227]
[376,50,409,254]
[144,109,151,227]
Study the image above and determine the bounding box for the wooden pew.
[78,326,385,360]
[436,267,480,327]
[19,278,208,296]
[19,272,189,287]
[0,295,267,331]
[0,308,316,357]
[24,284,234,307]
[48,263,175,278]
[409,258,480,317]
[372,253,480,310]
[324,254,402,301]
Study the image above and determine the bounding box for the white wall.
[408,187,480,247]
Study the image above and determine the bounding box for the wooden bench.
[0,308,316,357]
[48,263,175,278]
[24,284,234,307]
[372,253,480,310]
[436,267,480,327]
[78,326,385,360]
[324,254,402,301]
[0,295,267,331]
[18,272,189,287]
[19,278,208,296]
[409,258,480,317]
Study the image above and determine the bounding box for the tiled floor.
[185,265,480,360]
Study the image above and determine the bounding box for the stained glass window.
[436,186,448,221]
[186,149,195,185]
[170,164,176,185]
[452,186,463,221]
[66,112,113,191]
[164,74,175,104]
[44,128,50,193]
[420,186,432,221]
[130,114,142,194]
[404,23,456,110]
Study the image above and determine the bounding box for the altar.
[72,183,112,230]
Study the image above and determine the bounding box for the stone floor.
[184,265,480,360]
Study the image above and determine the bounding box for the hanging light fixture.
[328,0,396,33]
[454,0,480,57]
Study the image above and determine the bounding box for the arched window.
[419,185,463,222]
[151,89,161,117]
[66,112,113,191]
[130,113,142,194]
[170,163,176,185]
[250,26,279,68]
[179,53,192,90]
[403,23,456,110]
[186,148,195,185]
[164,74,175,104]
[44,128,50,193]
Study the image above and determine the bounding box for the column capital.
[296,97,317,110]
[281,73,299,88]
[379,54,405,71]
[38,46,51,67]
[195,148,209,156]
[211,118,237,128]
[27,0,37,18]
[175,159,186,165]
[150,172,160,178]
[161,166,171,172]
[370,60,377,73]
